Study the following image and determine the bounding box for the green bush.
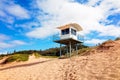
[40,55,58,58]
[4,54,29,63]
[78,48,87,54]
[115,37,120,41]
[0,56,3,60]
[78,48,91,55]
[33,52,58,58]
[0,54,6,60]
[33,52,41,58]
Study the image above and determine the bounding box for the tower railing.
[53,34,84,42]
[53,34,60,41]
[77,34,84,42]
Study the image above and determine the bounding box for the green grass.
[40,55,58,58]
[0,55,6,60]
[78,47,92,55]
[33,52,58,58]
[115,37,120,41]
[4,54,29,63]
[1,52,58,64]
[0,56,3,60]
[78,48,89,54]
[33,52,41,58]
[0,47,91,64]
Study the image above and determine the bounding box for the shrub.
[78,47,91,55]
[40,55,58,58]
[33,52,41,58]
[78,48,87,54]
[4,54,29,63]
[115,37,120,41]
[0,54,7,60]
[0,56,3,60]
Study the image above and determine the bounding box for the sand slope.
[0,56,65,80]
[0,40,120,80]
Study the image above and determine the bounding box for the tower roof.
[57,23,83,31]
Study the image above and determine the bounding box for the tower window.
[61,28,69,35]
[71,29,76,35]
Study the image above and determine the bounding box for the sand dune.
[0,40,120,80]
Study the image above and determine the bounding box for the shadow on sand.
[0,60,52,71]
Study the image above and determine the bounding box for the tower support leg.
[76,44,78,55]
[69,41,71,57]
[60,44,62,57]
[66,45,68,57]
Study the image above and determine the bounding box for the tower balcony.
[53,34,84,45]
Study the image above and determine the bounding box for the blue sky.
[0,0,120,54]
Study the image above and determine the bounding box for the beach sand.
[0,40,120,80]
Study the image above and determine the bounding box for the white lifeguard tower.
[53,23,83,57]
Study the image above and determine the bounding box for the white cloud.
[11,40,26,45]
[99,25,120,37]
[87,0,102,6]
[0,34,10,41]
[15,22,39,30]
[26,27,58,38]
[6,4,30,19]
[0,0,31,34]
[0,34,26,50]
[0,10,6,17]
[85,39,106,45]
[26,0,120,39]
[27,0,103,38]
[0,0,30,24]
[0,51,7,54]
[0,40,26,49]
[0,42,13,48]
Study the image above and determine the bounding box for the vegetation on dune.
[3,54,29,64]
[78,47,92,55]
[0,56,3,60]
[0,43,88,64]
[33,52,41,58]
[41,48,60,56]
[0,54,5,60]
[115,37,120,41]
[0,54,12,60]
[39,55,58,58]
[1,37,119,64]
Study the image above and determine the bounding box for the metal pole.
[76,43,78,55]
[66,45,68,57]
[69,41,71,57]
[60,43,62,57]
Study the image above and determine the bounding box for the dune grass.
[33,53,41,58]
[0,56,3,60]
[0,46,90,64]
[78,47,92,56]
[4,54,29,63]
[115,37,120,41]
[40,55,58,58]
[33,52,58,58]
[78,48,90,54]
[0,54,7,60]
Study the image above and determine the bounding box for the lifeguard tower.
[53,23,83,57]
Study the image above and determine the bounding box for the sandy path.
[0,52,120,80]
[0,40,120,80]
[0,57,67,80]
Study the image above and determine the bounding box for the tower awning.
[57,23,83,31]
